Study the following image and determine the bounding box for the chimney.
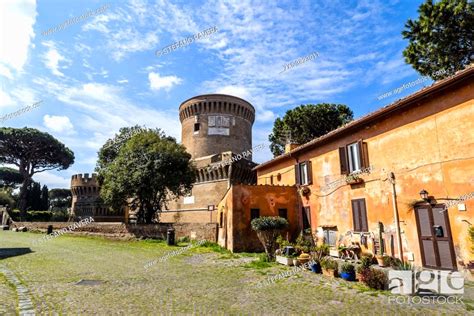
[284,143,299,154]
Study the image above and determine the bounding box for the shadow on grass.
[0,248,33,260]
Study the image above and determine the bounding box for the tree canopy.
[0,167,24,188]
[0,127,74,216]
[49,188,72,211]
[268,103,353,156]
[97,128,196,223]
[402,0,474,80]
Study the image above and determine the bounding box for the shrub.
[251,216,288,261]
[321,257,338,270]
[295,232,312,253]
[341,262,355,274]
[361,268,387,290]
[382,255,392,267]
[276,235,291,249]
[312,244,329,262]
[360,254,374,269]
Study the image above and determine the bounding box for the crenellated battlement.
[71,173,99,188]
[179,94,255,123]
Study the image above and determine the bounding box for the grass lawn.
[1,231,473,315]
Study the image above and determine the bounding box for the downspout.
[389,172,404,262]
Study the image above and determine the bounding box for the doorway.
[414,204,456,270]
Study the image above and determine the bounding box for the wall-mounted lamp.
[419,189,429,201]
[419,189,437,205]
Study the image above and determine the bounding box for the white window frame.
[347,142,361,173]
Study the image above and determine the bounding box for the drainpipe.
[389,172,404,262]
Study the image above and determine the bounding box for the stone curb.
[0,266,36,315]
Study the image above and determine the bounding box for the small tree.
[98,130,196,223]
[251,216,289,261]
[40,185,49,211]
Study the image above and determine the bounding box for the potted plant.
[345,174,364,184]
[309,244,328,273]
[356,254,373,281]
[340,263,356,281]
[376,255,392,267]
[321,257,338,277]
[298,252,311,265]
[292,253,300,266]
[276,254,294,266]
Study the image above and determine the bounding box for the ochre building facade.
[254,66,474,272]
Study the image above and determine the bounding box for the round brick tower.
[179,94,255,158]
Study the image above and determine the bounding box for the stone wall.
[12,221,217,242]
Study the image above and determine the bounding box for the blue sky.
[0,0,435,188]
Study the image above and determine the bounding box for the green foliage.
[251,216,289,231]
[470,226,474,253]
[177,236,190,243]
[341,263,355,274]
[25,182,42,210]
[40,185,49,211]
[394,261,414,271]
[244,254,273,269]
[361,268,387,290]
[50,208,69,222]
[360,254,374,269]
[382,255,393,267]
[0,127,74,214]
[311,244,329,262]
[251,217,288,261]
[198,241,230,254]
[0,167,23,188]
[402,0,474,80]
[10,210,53,222]
[321,257,338,270]
[0,191,15,208]
[276,235,292,249]
[295,231,313,253]
[268,104,353,156]
[49,188,72,210]
[97,128,195,223]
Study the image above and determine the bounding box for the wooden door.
[415,204,456,270]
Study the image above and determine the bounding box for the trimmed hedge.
[9,210,68,222]
[251,216,288,231]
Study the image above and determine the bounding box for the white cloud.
[0,0,37,76]
[117,79,128,84]
[148,72,182,91]
[31,79,181,151]
[42,41,69,77]
[33,171,71,189]
[43,115,74,133]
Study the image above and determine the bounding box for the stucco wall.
[217,184,298,252]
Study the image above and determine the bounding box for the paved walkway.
[0,265,36,315]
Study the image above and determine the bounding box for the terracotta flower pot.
[322,268,337,277]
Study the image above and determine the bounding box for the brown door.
[415,204,456,270]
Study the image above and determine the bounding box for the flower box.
[276,255,293,266]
